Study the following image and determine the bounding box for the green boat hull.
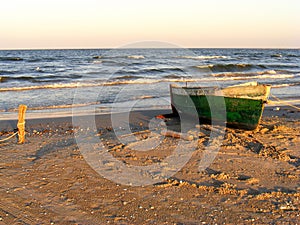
[171,94,265,130]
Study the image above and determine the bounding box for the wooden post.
[17,105,27,144]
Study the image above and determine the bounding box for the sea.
[0,48,300,119]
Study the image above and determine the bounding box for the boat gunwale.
[170,83,271,102]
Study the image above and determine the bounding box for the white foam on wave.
[0,79,161,92]
[92,60,102,64]
[271,83,296,88]
[196,64,214,69]
[258,70,277,75]
[255,74,294,79]
[163,73,295,83]
[127,55,145,59]
[0,83,84,92]
[213,74,294,81]
[212,70,293,78]
[105,79,159,85]
[29,102,101,111]
[0,73,295,93]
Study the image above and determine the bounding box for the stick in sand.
[161,130,194,141]
[17,105,27,144]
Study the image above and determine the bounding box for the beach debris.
[210,172,230,180]
[154,178,248,196]
[259,127,269,134]
[119,130,151,138]
[155,114,166,119]
[259,146,290,161]
[246,178,260,185]
[0,133,18,145]
[161,130,194,141]
[279,201,297,211]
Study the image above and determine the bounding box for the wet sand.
[0,106,299,224]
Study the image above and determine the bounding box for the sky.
[0,0,300,49]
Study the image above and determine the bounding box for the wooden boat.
[170,82,271,130]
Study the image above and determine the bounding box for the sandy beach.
[0,106,299,224]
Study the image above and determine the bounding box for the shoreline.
[1,103,299,131]
[1,94,299,121]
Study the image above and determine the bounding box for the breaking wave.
[179,55,227,60]
[212,70,278,77]
[113,75,144,80]
[195,63,267,73]
[271,82,300,88]
[271,54,282,58]
[0,72,295,93]
[92,55,145,60]
[127,55,145,59]
[114,67,184,76]
[0,56,23,61]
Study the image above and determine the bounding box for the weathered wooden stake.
[17,104,27,144]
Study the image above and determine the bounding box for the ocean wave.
[271,54,282,58]
[0,79,160,92]
[264,64,299,70]
[105,79,160,86]
[287,54,299,58]
[114,67,184,76]
[0,75,36,82]
[0,76,6,82]
[212,70,278,78]
[0,73,296,92]
[257,70,277,75]
[0,70,18,75]
[195,64,213,69]
[271,84,291,88]
[127,55,145,59]
[28,102,101,111]
[0,56,23,61]
[39,74,83,81]
[179,55,227,60]
[26,57,59,62]
[27,58,43,63]
[0,101,103,113]
[0,74,83,83]
[195,63,267,73]
[212,74,294,81]
[0,83,78,92]
[142,67,183,74]
[93,55,145,60]
[92,60,102,64]
[164,73,295,83]
[100,60,127,66]
[163,74,188,79]
[271,82,300,88]
[113,75,144,80]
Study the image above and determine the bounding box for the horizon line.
[1,46,300,51]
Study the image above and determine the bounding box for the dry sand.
[0,106,299,224]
